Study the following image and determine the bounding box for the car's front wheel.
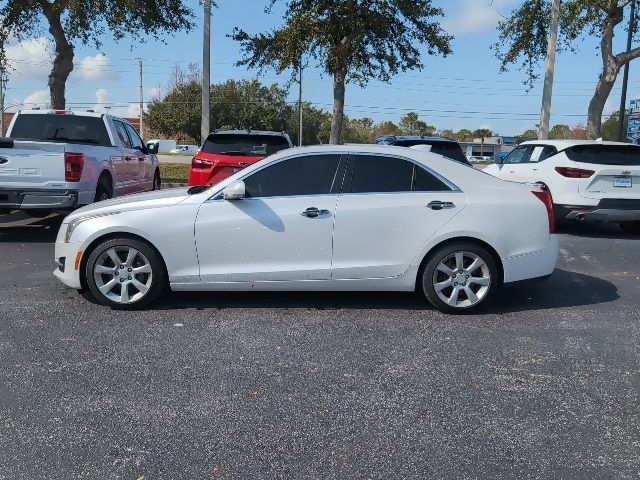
[421,242,499,314]
[85,238,167,310]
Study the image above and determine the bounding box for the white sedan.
[54,145,559,314]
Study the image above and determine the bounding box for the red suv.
[188,130,293,186]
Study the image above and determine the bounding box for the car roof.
[375,135,457,143]
[17,109,106,118]
[519,139,637,148]
[209,129,290,137]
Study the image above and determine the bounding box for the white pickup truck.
[0,110,160,215]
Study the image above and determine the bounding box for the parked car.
[170,144,199,154]
[146,139,177,154]
[54,144,558,313]
[188,130,293,186]
[483,140,640,233]
[373,135,471,166]
[468,155,493,163]
[0,110,160,216]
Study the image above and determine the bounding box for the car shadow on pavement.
[0,212,62,243]
[557,221,639,239]
[152,268,618,313]
[490,268,619,314]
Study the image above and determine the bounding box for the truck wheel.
[152,170,161,191]
[95,175,113,202]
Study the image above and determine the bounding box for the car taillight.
[532,190,555,234]
[191,156,214,169]
[64,152,84,182]
[554,166,594,178]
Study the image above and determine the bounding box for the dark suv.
[373,135,471,166]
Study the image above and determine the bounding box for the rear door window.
[203,134,290,156]
[244,154,342,198]
[113,121,132,149]
[565,144,640,165]
[349,155,451,193]
[10,114,111,146]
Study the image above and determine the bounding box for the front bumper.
[0,188,78,210]
[502,235,560,284]
[53,240,84,289]
[556,199,640,222]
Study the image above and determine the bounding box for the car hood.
[66,188,192,220]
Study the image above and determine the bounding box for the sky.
[4,0,640,136]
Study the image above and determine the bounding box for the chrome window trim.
[205,149,462,201]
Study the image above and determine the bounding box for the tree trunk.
[42,5,74,109]
[586,65,619,140]
[330,67,347,145]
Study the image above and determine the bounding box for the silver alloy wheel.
[93,246,153,304]
[432,251,491,309]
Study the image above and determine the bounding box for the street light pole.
[138,59,144,138]
[0,69,5,137]
[201,0,211,145]
[539,0,561,140]
[619,0,636,141]
[298,61,303,146]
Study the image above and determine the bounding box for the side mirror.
[494,157,504,165]
[146,143,159,155]
[222,180,245,200]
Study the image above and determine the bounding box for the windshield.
[10,114,112,146]
[202,134,290,156]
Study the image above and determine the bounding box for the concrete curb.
[162,182,188,189]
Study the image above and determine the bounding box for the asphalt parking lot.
[1,211,639,479]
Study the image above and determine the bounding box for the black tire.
[421,242,499,314]
[24,210,52,218]
[619,221,640,235]
[152,169,161,191]
[94,175,113,202]
[85,237,167,310]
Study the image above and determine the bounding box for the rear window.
[10,114,111,146]
[565,144,640,165]
[386,139,470,165]
[429,143,470,164]
[202,134,290,156]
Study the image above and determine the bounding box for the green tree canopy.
[494,0,640,139]
[0,0,195,109]
[399,112,435,135]
[232,0,452,144]
[549,124,571,139]
[145,78,331,145]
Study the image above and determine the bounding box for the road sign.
[628,99,640,140]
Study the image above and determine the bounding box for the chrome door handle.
[300,207,330,218]
[427,201,455,211]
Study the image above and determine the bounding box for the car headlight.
[64,211,122,243]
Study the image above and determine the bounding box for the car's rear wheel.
[619,221,640,235]
[94,175,113,202]
[421,242,499,314]
[85,238,166,310]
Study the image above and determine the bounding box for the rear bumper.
[502,235,559,284]
[0,188,78,210]
[556,199,640,222]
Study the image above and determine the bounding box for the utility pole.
[0,69,6,137]
[620,0,636,141]
[298,61,303,146]
[138,59,144,138]
[201,0,211,145]
[538,0,561,140]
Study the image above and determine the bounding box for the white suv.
[484,140,640,233]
